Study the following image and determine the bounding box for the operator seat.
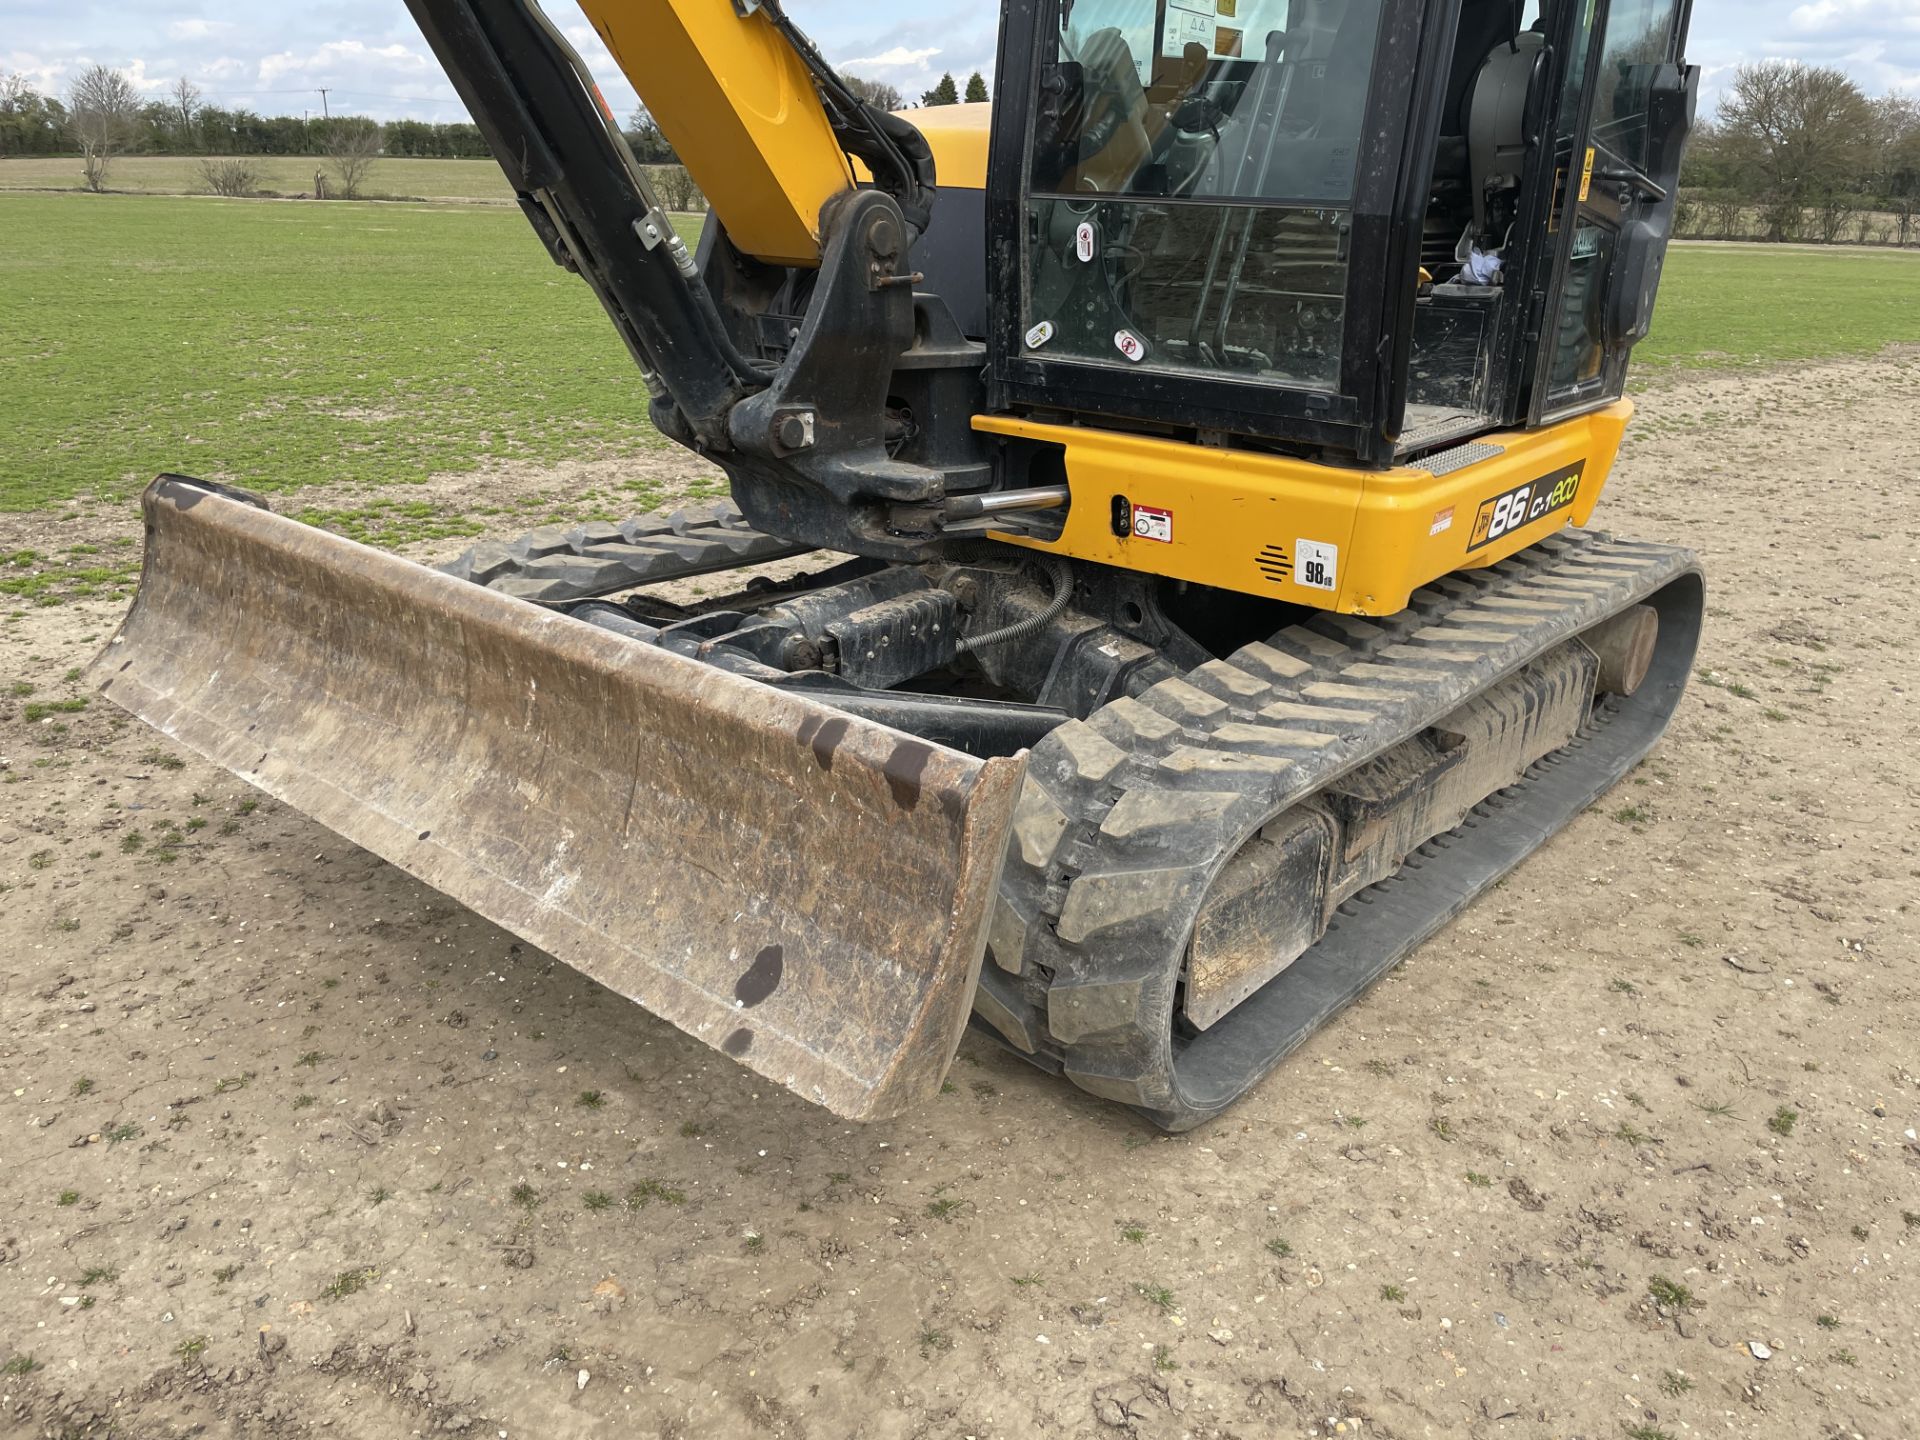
[1064,28,1153,194]
[1467,28,1549,241]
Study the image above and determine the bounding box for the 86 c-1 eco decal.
[1468,463,1584,552]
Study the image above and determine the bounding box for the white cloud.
[165,20,232,41]
[257,40,435,88]
[838,45,943,74]
[1788,0,1920,32]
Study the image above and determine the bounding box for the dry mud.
[1,354,1917,1439]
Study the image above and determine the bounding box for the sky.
[3,0,1917,126]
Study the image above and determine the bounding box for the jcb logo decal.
[1469,464,1583,552]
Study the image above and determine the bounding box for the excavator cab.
[995,0,1697,461]
[92,0,1706,1131]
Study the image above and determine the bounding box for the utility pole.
[317,88,331,120]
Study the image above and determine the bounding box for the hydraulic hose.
[957,556,1076,655]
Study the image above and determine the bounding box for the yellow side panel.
[973,402,1634,617]
[971,416,1366,606]
[585,0,854,267]
[901,102,991,191]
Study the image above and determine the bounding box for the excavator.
[92,0,1703,1130]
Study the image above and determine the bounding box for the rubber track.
[441,500,813,604]
[974,531,1703,1130]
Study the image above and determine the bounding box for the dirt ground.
[2,353,1916,1440]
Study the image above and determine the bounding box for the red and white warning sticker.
[1114,329,1146,363]
[1076,222,1096,263]
[1132,504,1174,543]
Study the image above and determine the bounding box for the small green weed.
[23,698,87,722]
[1134,1282,1177,1313]
[322,1267,376,1301]
[1768,1107,1798,1137]
[1647,1275,1694,1310]
[1381,1283,1406,1302]
[626,1179,686,1209]
[510,1183,540,1210]
[57,1190,79,1207]
[1659,1370,1692,1397]
[582,1190,613,1212]
[1265,1237,1292,1258]
[575,1089,604,1110]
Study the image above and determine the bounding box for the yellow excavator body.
[92,0,1706,1129]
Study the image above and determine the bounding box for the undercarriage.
[441,498,1702,1129]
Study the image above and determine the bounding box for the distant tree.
[198,157,258,197]
[651,164,705,213]
[625,104,677,164]
[1873,91,1920,201]
[170,76,202,150]
[921,72,960,107]
[964,71,989,104]
[1678,118,1735,189]
[66,65,141,192]
[0,73,67,156]
[1717,62,1875,241]
[321,116,383,199]
[841,74,904,113]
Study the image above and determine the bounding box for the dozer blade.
[90,477,1025,1122]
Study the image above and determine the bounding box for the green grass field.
[1638,243,1920,370]
[4,192,1916,520]
[0,154,514,202]
[1,193,707,513]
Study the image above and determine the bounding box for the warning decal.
[1132,505,1174,543]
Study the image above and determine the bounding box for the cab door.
[1529,0,1696,423]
